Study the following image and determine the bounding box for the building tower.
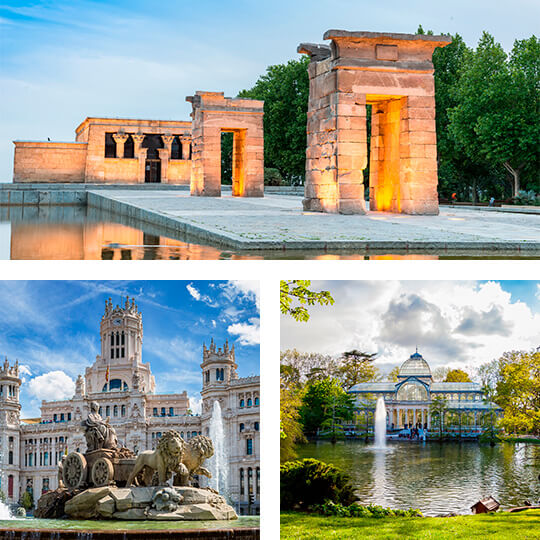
[0,358,22,502]
[201,339,238,413]
[84,297,155,395]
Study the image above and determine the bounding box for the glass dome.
[398,351,431,377]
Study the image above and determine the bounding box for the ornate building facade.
[0,298,260,514]
[349,351,502,431]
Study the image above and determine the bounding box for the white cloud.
[211,320,216,328]
[186,283,201,301]
[281,281,540,378]
[26,371,75,402]
[189,394,202,415]
[221,281,260,310]
[228,317,260,346]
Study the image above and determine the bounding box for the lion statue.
[173,435,214,486]
[127,430,186,486]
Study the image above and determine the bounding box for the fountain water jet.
[208,400,229,498]
[374,396,387,448]
[0,500,13,520]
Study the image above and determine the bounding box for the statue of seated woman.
[82,401,118,452]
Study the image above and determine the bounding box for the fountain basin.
[0,516,259,539]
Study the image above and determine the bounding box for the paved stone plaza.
[87,190,540,251]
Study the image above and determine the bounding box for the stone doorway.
[299,30,451,215]
[186,91,264,198]
[145,159,161,183]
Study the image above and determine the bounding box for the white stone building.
[0,298,260,514]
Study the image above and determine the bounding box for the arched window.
[180,431,184,438]
[240,399,245,408]
[161,407,166,417]
[239,423,245,432]
[121,405,126,416]
[105,133,116,158]
[246,438,253,455]
[254,422,259,431]
[254,397,259,406]
[153,407,158,416]
[171,136,181,159]
[239,468,244,495]
[44,452,49,466]
[8,450,13,464]
[105,405,110,416]
[247,398,252,407]
[124,135,135,158]
[169,407,174,416]
[99,407,103,416]
[397,382,428,401]
[113,405,118,417]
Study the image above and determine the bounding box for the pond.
[297,441,540,516]
[1,206,537,260]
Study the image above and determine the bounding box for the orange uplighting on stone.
[299,30,451,215]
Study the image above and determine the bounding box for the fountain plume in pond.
[208,400,229,498]
[374,396,387,448]
[0,501,13,519]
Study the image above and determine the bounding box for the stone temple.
[299,30,452,215]
[13,91,264,199]
[0,298,260,515]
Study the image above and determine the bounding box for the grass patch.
[280,510,540,539]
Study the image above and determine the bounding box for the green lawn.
[281,510,540,539]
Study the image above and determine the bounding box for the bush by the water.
[264,167,283,186]
[280,458,357,510]
[312,500,423,518]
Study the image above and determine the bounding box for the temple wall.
[13,142,87,183]
[166,160,191,185]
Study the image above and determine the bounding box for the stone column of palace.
[180,135,192,160]
[112,133,129,159]
[132,134,146,183]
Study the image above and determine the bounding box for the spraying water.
[208,400,229,498]
[374,396,387,448]
[0,500,13,520]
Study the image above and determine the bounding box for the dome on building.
[398,350,432,378]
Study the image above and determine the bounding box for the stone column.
[112,133,129,158]
[158,147,170,183]
[132,134,146,183]
[398,95,439,215]
[180,135,192,160]
[474,411,477,427]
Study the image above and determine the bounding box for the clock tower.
[83,297,155,395]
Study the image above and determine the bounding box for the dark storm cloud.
[455,306,513,336]
[378,293,468,359]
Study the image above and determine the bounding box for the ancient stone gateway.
[186,91,264,197]
[299,31,452,215]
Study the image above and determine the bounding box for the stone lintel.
[186,91,264,113]
[323,29,452,47]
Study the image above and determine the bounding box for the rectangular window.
[246,438,253,455]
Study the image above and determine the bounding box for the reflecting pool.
[297,441,540,516]
[1,206,538,260]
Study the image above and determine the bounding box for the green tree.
[429,395,449,438]
[444,368,472,383]
[280,378,306,461]
[336,350,379,390]
[299,377,354,434]
[19,490,33,510]
[0,489,5,503]
[280,280,334,323]
[495,350,540,435]
[449,32,540,197]
[387,366,400,382]
[239,56,310,183]
[356,394,377,440]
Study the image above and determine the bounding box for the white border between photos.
[0,259,539,540]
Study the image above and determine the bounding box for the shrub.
[280,458,357,510]
[0,489,5,503]
[312,500,423,518]
[264,168,283,186]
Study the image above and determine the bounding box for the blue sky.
[0,280,260,418]
[1,0,539,180]
[281,280,540,378]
